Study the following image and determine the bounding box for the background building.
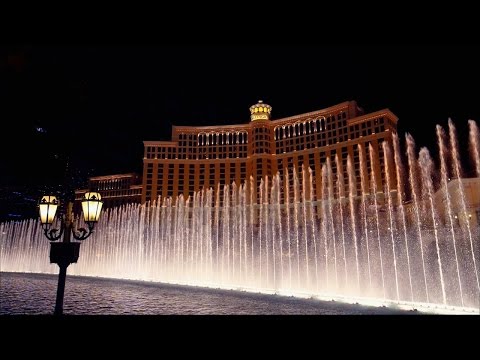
[75,173,142,212]
[142,100,398,204]
[434,177,480,228]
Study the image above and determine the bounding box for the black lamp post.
[38,192,103,315]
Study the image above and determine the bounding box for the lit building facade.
[142,100,399,204]
[75,173,142,211]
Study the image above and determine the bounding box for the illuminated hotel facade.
[75,173,142,212]
[141,100,399,204]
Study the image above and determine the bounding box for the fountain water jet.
[1,120,480,313]
[470,120,480,177]
[359,144,373,289]
[406,134,430,302]
[392,133,414,302]
[347,155,361,290]
[382,141,400,301]
[335,154,348,289]
[437,125,464,306]
[369,143,386,299]
[418,147,447,305]
[326,158,339,289]
[449,119,480,295]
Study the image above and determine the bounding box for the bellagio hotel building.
[142,100,398,204]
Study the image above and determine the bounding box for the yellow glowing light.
[39,196,58,225]
[82,192,103,223]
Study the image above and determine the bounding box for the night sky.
[2,44,480,219]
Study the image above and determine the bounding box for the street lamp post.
[39,192,103,315]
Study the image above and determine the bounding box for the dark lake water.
[0,272,410,315]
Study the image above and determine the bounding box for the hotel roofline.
[143,101,398,145]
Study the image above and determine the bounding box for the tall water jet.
[293,169,301,289]
[184,197,190,278]
[3,120,480,312]
[406,133,429,302]
[418,147,447,304]
[308,167,320,292]
[232,183,238,281]
[321,165,329,288]
[347,155,361,289]
[249,176,255,281]
[335,154,348,288]
[215,183,220,278]
[271,175,279,289]
[207,189,213,277]
[449,119,480,295]
[222,185,229,282]
[468,120,480,177]
[327,157,338,288]
[195,192,201,280]
[284,168,293,288]
[258,179,264,286]
[358,143,372,288]
[166,197,173,279]
[369,143,386,299]
[382,141,400,301]
[392,133,414,301]
[275,174,284,288]
[241,183,248,283]
[160,199,166,276]
[437,125,464,306]
[199,191,205,280]
[301,165,310,288]
[174,195,181,279]
[264,177,270,286]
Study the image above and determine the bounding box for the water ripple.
[0,273,409,315]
